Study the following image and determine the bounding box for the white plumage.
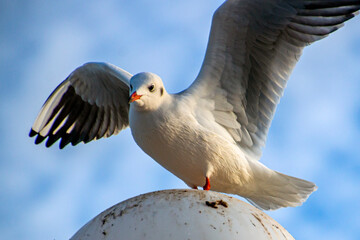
[30,0,360,210]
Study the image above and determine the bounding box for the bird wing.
[183,0,360,160]
[30,62,132,149]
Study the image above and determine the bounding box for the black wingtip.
[35,135,46,144]
[45,136,57,148]
[59,135,72,149]
[29,129,37,137]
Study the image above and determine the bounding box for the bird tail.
[245,162,317,211]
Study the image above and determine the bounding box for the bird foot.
[203,177,211,190]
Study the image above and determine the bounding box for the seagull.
[30,0,360,210]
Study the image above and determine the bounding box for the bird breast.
[129,105,207,182]
[129,103,250,188]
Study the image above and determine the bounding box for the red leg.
[203,177,211,191]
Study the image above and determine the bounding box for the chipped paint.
[205,199,229,208]
[71,189,294,240]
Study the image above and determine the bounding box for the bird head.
[129,72,167,111]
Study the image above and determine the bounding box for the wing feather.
[30,62,132,148]
[184,0,360,160]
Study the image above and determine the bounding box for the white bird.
[30,0,360,210]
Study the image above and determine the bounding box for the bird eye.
[130,84,133,91]
[148,84,155,92]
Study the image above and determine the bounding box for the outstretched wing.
[29,62,132,149]
[185,0,360,160]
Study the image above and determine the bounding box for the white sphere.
[71,189,294,240]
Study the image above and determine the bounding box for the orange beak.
[129,91,142,103]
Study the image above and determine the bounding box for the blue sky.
[1,1,360,239]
